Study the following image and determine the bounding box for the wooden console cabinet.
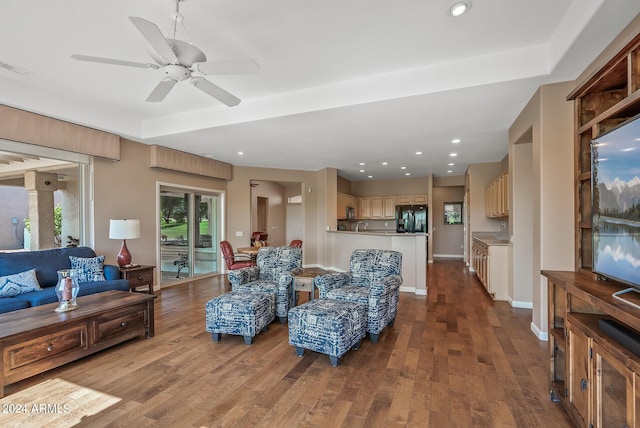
[544,270,640,427]
[0,290,155,397]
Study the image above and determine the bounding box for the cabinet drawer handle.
[121,322,127,327]
[137,276,143,280]
[580,378,587,390]
[47,345,54,352]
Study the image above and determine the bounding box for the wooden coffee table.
[0,290,155,397]
[292,267,333,306]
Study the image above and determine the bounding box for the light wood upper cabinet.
[396,195,427,205]
[383,196,396,219]
[370,197,383,219]
[484,172,509,218]
[396,195,412,205]
[412,194,427,204]
[359,197,371,219]
[337,192,348,219]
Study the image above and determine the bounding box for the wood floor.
[1,260,574,427]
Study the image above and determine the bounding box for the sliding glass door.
[159,186,220,286]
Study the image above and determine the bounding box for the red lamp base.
[117,239,132,267]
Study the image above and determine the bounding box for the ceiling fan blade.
[71,54,159,69]
[129,17,178,64]
[0,60,32,75]
[146,78,178,102]
[195,59,260,75]
[190,77,241,107]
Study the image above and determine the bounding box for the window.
[444,202,463,225]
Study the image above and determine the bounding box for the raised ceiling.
[1,1,639,180]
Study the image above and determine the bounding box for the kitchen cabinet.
[543,271,640,428]
[359,197,371,219]
[471,237,508,300]
[383,196,396,219]
[484,172,509,218]
[337,192,357,219]
[370,197,383,219]
[337,192,347,219]
[397,194,427,205]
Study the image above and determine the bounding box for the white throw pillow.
[0,269,42,297]
[69,255,106,283]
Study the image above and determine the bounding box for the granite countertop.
[472,232,510,245]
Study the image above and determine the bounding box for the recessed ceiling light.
[449,2,471,17]
[359,162,365,166]
[405,173,411,176]
[382,162,388,166]
[447,170,453,173]
[400,166,407,170]
[416,151,422,155]
[237,151,243,155]
[450,153,457,157]
[360,169,365,173]
[452,138,461,143]
[449,163,455,166]
[368,175,373,178]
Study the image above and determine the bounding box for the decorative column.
[24,171,58,250]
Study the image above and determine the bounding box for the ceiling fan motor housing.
[149,39,206,67]
[164,64,191,81]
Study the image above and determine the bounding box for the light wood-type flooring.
[0,260,574,427]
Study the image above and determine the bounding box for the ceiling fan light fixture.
[449,2,471,17]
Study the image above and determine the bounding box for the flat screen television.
[592,113,640,307]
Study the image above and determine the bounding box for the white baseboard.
[510,299,533,309]
[531,322,548,341]
[433,254,464,259]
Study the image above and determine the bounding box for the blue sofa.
[0,246,130,314]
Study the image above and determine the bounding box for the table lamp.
[109,219,141,267]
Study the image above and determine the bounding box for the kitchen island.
[326,231,427,295]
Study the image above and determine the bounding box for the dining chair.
[289,239,303,248]
[220,241,254,271]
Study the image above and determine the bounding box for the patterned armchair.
[228,246,302,324]
[315,249,402,342]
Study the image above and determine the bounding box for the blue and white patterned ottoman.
[288,298,367,366]
[205,291,275,345]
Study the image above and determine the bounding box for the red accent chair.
[289,240,303,248]
[220,241,254,271]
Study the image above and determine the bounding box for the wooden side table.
[293,267,332,306]
[120,265,155,294]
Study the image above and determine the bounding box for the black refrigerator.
[395,205,427,233]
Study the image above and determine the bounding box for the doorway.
[159,185,221,285]
[257,196,268,234]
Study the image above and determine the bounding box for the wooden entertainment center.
[547,19,640,428]
[0,291,155,397]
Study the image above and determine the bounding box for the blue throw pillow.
[0,268,42,297]
[69,255,106,283]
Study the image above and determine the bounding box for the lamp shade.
[109,219,141,240]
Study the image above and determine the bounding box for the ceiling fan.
[71,0,258,106]
[0,60,32,76]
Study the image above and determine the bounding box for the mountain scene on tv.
[597,178,640,218]
[592,116,640,286]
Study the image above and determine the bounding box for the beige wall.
[250,180,287,246]
[509,81,575,338]
[92,139,227,273]
[226,165,332,268]
[351,176,429,196]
